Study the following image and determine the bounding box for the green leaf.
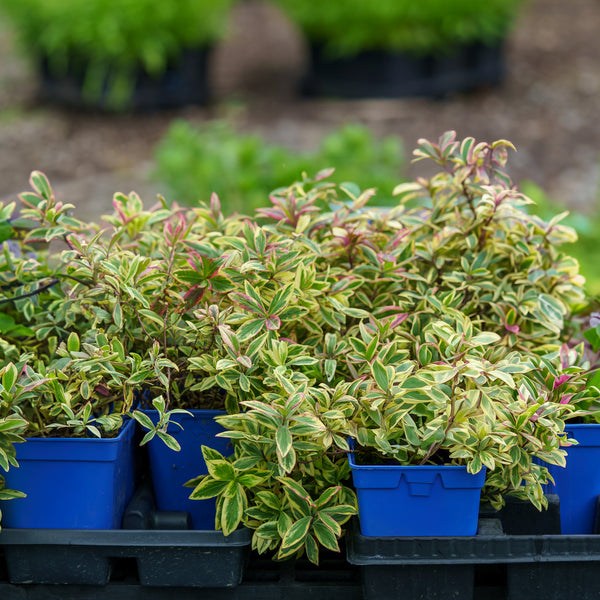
[132,410,156,431]
[237,473,267,487]
[30,171,52,200]
[2,363,17,392]
[470,332,501,346]
[255,491,281,511]
[305,533,319,565]
[156,431,181,452]
[67,332,80,353]
[276,426,293,458]
[324,359,337,382]
[312,519,340,552]
[278,477,311,506]
[315,486,341,509]
[371,359,389,391]
[140,430,156,445]
[280,515,312,554]
[0,487,26,501]
[318,511,342,537]
[277,511,294,538]
[207,459,236,481]
[538,294,565,323]
[221,487,244,535]
[0,313,16,334]
[237,319,265,341]
[113,302,123,329]
[189,477,229,500]
[278,446,296,474]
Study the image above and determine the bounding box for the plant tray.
[0,527,251,587]
[348,496,600,600]
[0,480,250,587]
[302,41,505,99]
[38,48,211,111]
[3,495,600,599]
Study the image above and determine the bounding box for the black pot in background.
[302,41,505,99]
[38,48,211,112]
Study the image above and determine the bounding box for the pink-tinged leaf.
[210,192,221,215]
[219,327,237,352]
[390,313,409,328]
[378,253,396,264]
[559,394,574,405]
[236,355,252,369]
[231,292,264,315]
[183,284,205,302]
[112,194,129,224]
[314,167,335,181]
[553,374,571,390]
[173,213,186,238]
[256,207,284,220]
[505,323,520,334]
[265,315,281,331]
[20,378,50,394]
[529,409,542,422]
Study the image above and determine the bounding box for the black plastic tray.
[4,493,600,599]
[302,41,505,99]
[38,48,211,112]
[0,526,251,587]
[347,496,600,600]
[0,479,250,588]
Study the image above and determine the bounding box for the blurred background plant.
[522,176,600,296]
[0,0,233,107]
[273,0,526,56]
[153,121,405,214]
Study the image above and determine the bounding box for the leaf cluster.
[187,131,599,561]
[1,131,597,555]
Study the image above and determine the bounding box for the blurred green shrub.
[523,181,600,295]
[153,120,405,214]
[0,0,233,105]
[274,0,526,56]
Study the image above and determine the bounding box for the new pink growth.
[553,374,571,389]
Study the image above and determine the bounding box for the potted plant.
[188,132,596,560]
[0,176,140,528]
[533,318,600,534]
[0,0,233,110]
[273,0,526,98]
[0,171,238,529]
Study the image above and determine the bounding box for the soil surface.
[0,0,598,220]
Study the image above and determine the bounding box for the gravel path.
[0,0,598,220]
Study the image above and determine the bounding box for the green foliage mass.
[0,0,232,105]
[153,120,405,214]
[522,180,600,296]
[274,0,526,56]
[1,133,598,557]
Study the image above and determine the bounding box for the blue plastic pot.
[546,423,600,534]
[348,446,486,537]
[143,409,232,529]
[0,417,136,529]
